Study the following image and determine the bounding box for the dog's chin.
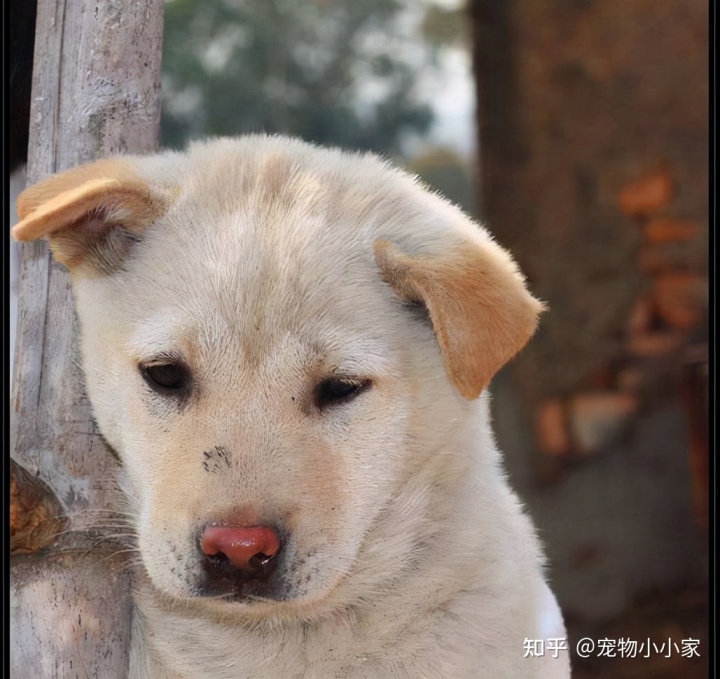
[147,564,343,612]
[191,570,293,603]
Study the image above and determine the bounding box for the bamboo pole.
[10,1,164,675]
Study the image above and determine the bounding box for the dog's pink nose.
[200,526,281,571]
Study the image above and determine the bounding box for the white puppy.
[13,136,570,679]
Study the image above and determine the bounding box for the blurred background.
[10,0,709,676]
[160,0,480,214]
[161,1,709,676]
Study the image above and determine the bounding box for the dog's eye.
[315,377,371,409]
[140,362,191,394]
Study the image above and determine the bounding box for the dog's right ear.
[12,158,176,272]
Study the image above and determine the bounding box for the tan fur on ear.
[12,158,174,269]
[374,237,545,399]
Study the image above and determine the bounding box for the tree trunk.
[10,1,164,675]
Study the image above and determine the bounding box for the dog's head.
[14,137,542,615]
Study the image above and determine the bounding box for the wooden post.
[10,0,164,675]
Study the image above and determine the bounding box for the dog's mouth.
[194,545,289,601]
[148,525,352,607]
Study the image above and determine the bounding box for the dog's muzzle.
[196,524,284,599]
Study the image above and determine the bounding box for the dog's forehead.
[126,137,466,290]
[105,140,425,365]
[168,137,411,227]
[118,240,392,373]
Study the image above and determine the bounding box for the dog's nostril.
[200,525,281,573]
[249,552,274,569]
[207,551,230,564]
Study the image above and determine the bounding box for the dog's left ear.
[374,235,545,400]
[12,158,175,271]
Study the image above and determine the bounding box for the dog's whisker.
[73,507,135,515]
[93,548,142,566]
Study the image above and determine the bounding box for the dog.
[13,136,570,678]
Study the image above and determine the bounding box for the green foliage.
[161,0,434,153]
[421,5,468,50]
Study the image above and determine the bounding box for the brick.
[626,294,656,337]
[615,365,644,391]
[568,391,638,455]
[618,166,674,218]
[644,218,702,243]
[627,331,685,356]
[535,399,571,456]
[638,241,706,275]
[654,273,707,329]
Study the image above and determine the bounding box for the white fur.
[20,136,570,678]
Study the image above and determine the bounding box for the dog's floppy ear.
[12,158,175,271]
[374,235,545,400]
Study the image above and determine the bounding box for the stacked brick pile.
[620,166,706,352]
[534,165,707,503]
[617,166,708,532]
